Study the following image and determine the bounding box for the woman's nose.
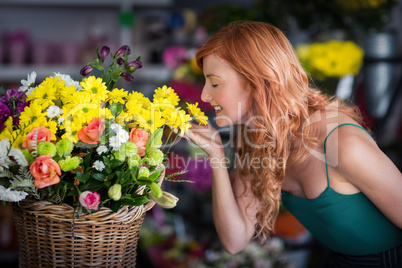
[201,86,212,103]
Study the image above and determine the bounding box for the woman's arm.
[327,126,402,228]
[181,123,258,254]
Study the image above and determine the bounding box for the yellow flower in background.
[189,57,203,75]
[336,0,391,10]
[296,40,364,80]
[153,85,180,106]
[186,102,208,125]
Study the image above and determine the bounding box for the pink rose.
[78,117,106,144]
[79,191,101,210]
[22,127,52,152]
[30,154,61,189]
[129,128,149,157]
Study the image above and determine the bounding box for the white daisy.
[53,72,82,90]
[0,186,28,202]
[109,136,122,150]
[96,145,108,155]
[25,87,36,96]
[19,71,37,93]
[57,117,65,126]
[92,160,105,172]
[110,123,124,132]
[116,129,129,144]
[46,105,62,118]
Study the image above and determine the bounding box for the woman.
[181,21,402,267]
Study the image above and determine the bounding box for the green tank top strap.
[323,123,373,186]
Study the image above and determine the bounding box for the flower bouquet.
[0,45,208,267]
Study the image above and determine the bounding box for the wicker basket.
[12,166,165,268]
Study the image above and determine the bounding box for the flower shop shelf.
[0,64,171,83]
[0,0,172,7]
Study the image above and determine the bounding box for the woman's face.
[201,53,250,127]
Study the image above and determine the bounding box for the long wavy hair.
[196,21,364,244]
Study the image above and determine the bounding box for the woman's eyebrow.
[206,74,221,78]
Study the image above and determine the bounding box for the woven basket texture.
[12,165,165,268]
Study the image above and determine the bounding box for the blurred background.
[0,0,401,267]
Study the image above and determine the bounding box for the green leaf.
[92,173,105,181]
[74,171,85,182]
[110,200,122,212]
[110,103,123,117]
[121,196,149,206]
[148,168,161,182]
[136,179,151,186]
[83,171,91,183]
[102,156,110,165]
[110,159,123,169]
[145,128,163,155]
[83,153,92,168]
[67,189,79,196]
[150,182,162,198]
[111,66,125,82]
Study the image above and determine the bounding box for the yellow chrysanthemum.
[153,85,180,106]
[0,117,14,142]
[153,98,177,114]
[166,108,191,136]
[60,85,79,104]
[80,76,108,103]
[298,40,363,80]
[186,102,208,125]
[126,99,145,116]
[19,103,47,127]
[27,76,67,109]
[127,91,151,109]
[106,88,128,104]
[140,105,165,133]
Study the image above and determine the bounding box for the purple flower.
[80,65,93,76]
[126,60,142,72]
[115,45,131,58]
[0,88,26,105]
[100,46,110,62]
[116,57,125,66]
[12,115,20,126]
[121,73,134,82]
[17,101,30,114]
[0,103,11,122]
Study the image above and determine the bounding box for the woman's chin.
[215,116,234,128]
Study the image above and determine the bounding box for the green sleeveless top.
[281,123,402,255]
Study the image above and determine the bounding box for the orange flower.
[129,128,149,156]
[78,117,106,144]
[22,126,52,152]
[30,154,62,189]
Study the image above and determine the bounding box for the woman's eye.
[212,84,218,88]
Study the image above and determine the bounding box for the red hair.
[196,21,363,244]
